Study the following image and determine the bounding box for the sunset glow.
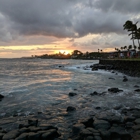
[0,1,140,58]
[57,50,72,55]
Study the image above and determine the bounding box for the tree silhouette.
[123,20,138,47]
[128,45,132,50]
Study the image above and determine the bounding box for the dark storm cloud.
[94,0,140,14]
[0,0,140,44]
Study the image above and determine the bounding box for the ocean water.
[0,58,140,122]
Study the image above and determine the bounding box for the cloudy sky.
[0,0,140,58]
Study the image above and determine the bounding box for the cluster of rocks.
[0,118,60,140]
[90,64,113,71]
[1,105,140,140]
[68,108,140,140]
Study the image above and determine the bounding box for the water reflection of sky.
[0,59,140,118]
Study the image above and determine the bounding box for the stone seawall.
[99,59,140,77]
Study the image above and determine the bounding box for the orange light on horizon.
[55,50,72,55]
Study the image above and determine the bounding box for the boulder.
[123,76,128,82]
[18,128,30,133]
[109,77,115,80]
[66,106,76,112]
[109,126,131,140]
[28,132,41,140]
[2,129,20,140]
[90,91,98,96]
[135,89,140,92]
[72,123,85,135]
[86,127,100,137]
[110,116,122,124]
[69,92,77,97]
[15,133,28,140]
[124,116,136,122]
[93,119,111,130]
[95,107,101,110]
[28,119,38,127]
[0,94,4,101]
[85,136,94,140]
[108,88,123,93]
[81,118,93,127]
[132,131,140,140]
[28,126,41,132]
[134,85,139,88]
[41,129,60,140]
[92,67,98,71]
[125,122,134,128]
[132,124,140,131]
[0,133,5,140]
[93,136,102,140]
[135,118,140,124]
[80,129,93,137]
[100,130,110,140]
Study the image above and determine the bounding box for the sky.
[0,0,140,58]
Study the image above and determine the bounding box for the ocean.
[0,58,140,135]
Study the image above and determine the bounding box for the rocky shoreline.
[1,106,140,140]
[99,59,140,77]
[1,87,140,140]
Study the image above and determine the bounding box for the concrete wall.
[99,59,140,76]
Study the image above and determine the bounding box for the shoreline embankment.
[99,59,140,77]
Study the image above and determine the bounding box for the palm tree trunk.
[132,31,135,47]
[138,39,140,47]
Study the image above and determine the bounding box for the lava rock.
[2,129,20,140]
[0,94,4,101]
[72,123,85,135]
[108,88,123,93]
[93,119,111,130]
[91,67,98,71]
[66,106,76,112]
[90,91,98,96]
[134,85,139,88]
[15,133,28,140]
[28,132,41,140]
[0,133,5,140]
[28,119,38,127]
[134,89,140,92]
[109,77,115,80]
[41,129,60,140]
[81,118,94,127]
[69,92,77,97]
[123,76,128,82]
[135,118,140,124]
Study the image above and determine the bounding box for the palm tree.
[128,45,132,50]
[120,47,124,51]
[134,45,137,50]
[138,46,140,51]
[134,28,140,47]
[123,20,138,47]
[123,46,127,50]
